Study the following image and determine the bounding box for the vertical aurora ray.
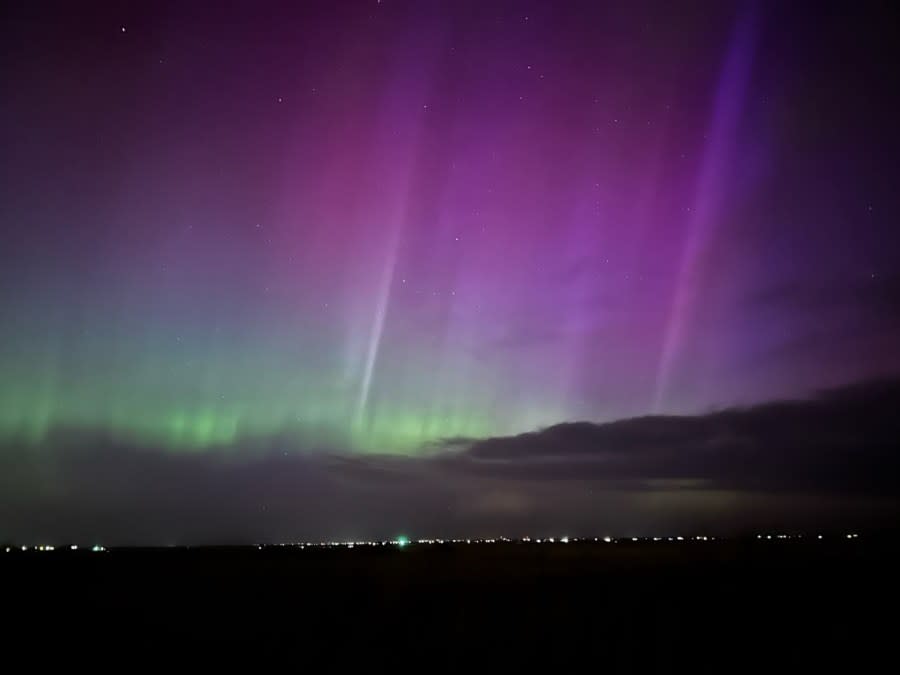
[354,219,401,430]
[653,7,760,413]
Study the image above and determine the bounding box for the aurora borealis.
[2,2,900,542]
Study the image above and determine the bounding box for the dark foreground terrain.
[4,537,895,667]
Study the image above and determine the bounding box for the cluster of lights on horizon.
[7,544,106,553]
[4,534,863,554]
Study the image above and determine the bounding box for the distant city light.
[395,536,409,547]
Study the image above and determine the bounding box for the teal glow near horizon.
[0,299,571,453]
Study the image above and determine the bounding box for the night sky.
[2,1,899,544]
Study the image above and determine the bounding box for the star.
[120,26,126,33]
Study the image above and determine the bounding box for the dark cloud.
[442,378,900,496]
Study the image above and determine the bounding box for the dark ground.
[4,537,895,668]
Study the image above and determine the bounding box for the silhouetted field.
[4,538,894,667]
